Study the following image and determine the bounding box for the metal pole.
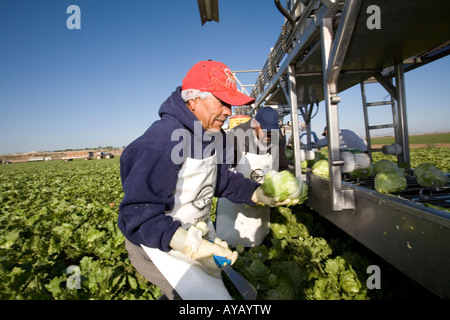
[395,63,410,168]
[321,17,344,211]
[326,0,363,84]
[287,63,302,177]
[320,0,361,211]
[360,82,373,160]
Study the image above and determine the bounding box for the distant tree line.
[50,146,125,152]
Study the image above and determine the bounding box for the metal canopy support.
[320,18,344,211]
[320,0,361,211]
[288,64,303,178]
[197,0,219,25]
[394,63,410,167]
[374,73,397,99]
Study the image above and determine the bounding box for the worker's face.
[255,126,272,144]
[188,96,232,133]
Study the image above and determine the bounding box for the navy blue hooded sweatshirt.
[118,86,260,252]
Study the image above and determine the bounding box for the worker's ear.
[186,99,197,112]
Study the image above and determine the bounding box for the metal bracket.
[330,95,341,104]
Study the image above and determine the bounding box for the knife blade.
[213,255,257,300]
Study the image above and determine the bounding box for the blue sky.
[0,0,449,154]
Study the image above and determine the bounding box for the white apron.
[216,152,272,247]
[141,155,232,300]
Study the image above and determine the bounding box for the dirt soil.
[0,149,124,164]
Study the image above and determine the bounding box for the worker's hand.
[195,238,238,265]
[212,238,238,265]
[251,186,297,207]
[169,226,238,267]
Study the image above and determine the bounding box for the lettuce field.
[1,147,448,300]
[0,159,161,300]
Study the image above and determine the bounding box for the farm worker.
[118,60,291,300]
[314,126,368,152]
[300,122,319,146]
[287,122,319,150]
[215,106,289,247]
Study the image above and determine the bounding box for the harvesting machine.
[205,0,450,298]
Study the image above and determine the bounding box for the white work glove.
[169,225,238,268]
[251,186,299,207]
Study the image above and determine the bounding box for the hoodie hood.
[158,86,199,134]
[158,86,227,146]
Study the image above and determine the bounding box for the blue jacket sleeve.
[118,142,182,252]
[312,131,319,143]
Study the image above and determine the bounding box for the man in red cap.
[181,60,256,133]
[118,60,288,300]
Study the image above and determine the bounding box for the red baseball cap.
[182,60,255,106]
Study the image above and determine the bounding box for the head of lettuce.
[312,159,329,179]
[373,159,400,175]
[414,163,449,188]
[261,170,308,206]
[374,170,407,194]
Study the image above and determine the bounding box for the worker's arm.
[118,142,181,252]
[311,131,319,143]
[313,137,328,148]
[215,161,260,205]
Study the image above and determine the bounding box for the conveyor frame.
[307,173,450,299]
